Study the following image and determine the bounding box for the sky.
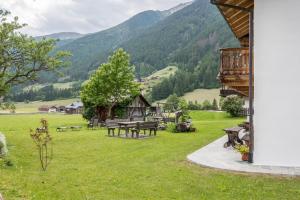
[1,0,188,36]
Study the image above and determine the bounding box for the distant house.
[58,106,66,113]
[65,101,83,114]
[38,105,50,112]
[48,106,58,113]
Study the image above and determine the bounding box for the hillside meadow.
[0,111,299,200]
[155,88,220,104]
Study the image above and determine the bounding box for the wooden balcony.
[218,48,252,96]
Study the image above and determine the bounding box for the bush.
[167,123,177,133]
[221,95,244,117]
[164,94,180,111]
[82,106,96,121]
[188,101,202,110]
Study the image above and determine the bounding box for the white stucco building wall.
[254,0,300,167]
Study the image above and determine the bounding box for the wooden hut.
[95,95,151,121]
[125,95,151,119]
[65,101,83,114]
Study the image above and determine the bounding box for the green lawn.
[0,111,299,199]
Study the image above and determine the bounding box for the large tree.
[0,10,71,102]
[81,48,140,119]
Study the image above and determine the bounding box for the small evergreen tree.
[212,98,219,110]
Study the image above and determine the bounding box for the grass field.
[182,89,220,103]
[155,88,221,105]
[0,99,80,113]
[0,111,299,199]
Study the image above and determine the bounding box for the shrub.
[164,94,180,111]
[167,123,177,133]
[188,101,202,110]
[82,106,96,121]
[221,95,244,117]
[30,119,53,171]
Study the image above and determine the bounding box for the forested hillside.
[43,0,237,83]
[35,32,85,47]
[121,0,238,100]
[9,0,239,102]
[52,10,165,81]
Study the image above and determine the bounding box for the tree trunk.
[96,106,109,122]
[108,103,116,119]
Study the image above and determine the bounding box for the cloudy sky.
[1,0,188,36]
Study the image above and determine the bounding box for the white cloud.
[0,0,188,36]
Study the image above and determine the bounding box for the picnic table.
[223,126,244,148]
[118,121,144,137]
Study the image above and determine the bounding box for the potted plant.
[234,144,250,161]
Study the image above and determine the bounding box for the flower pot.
[241,153,249,161]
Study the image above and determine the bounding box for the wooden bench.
[56,127,68,132]
[88,119,99,129]
[106,119,130,137]
[223,126,244,148]
[131,121,159,138]
[70,126,82,131]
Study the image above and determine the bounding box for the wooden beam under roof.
[213,0,254,46]
[223,0,253,16]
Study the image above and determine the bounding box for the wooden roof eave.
[212,0,254,45]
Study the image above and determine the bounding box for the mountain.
[50,10,165,81]
[9,0,239,102]
[42,0,237,88]
[161,2,193,17]
[35,32,85,47]
[35,32,84,40]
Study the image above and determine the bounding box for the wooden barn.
[125,95,151,119]
[95,95,151,122]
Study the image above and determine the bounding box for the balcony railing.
[219,48,249,78]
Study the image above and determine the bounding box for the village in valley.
[38,101,83,114]
[0,0,300,200]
